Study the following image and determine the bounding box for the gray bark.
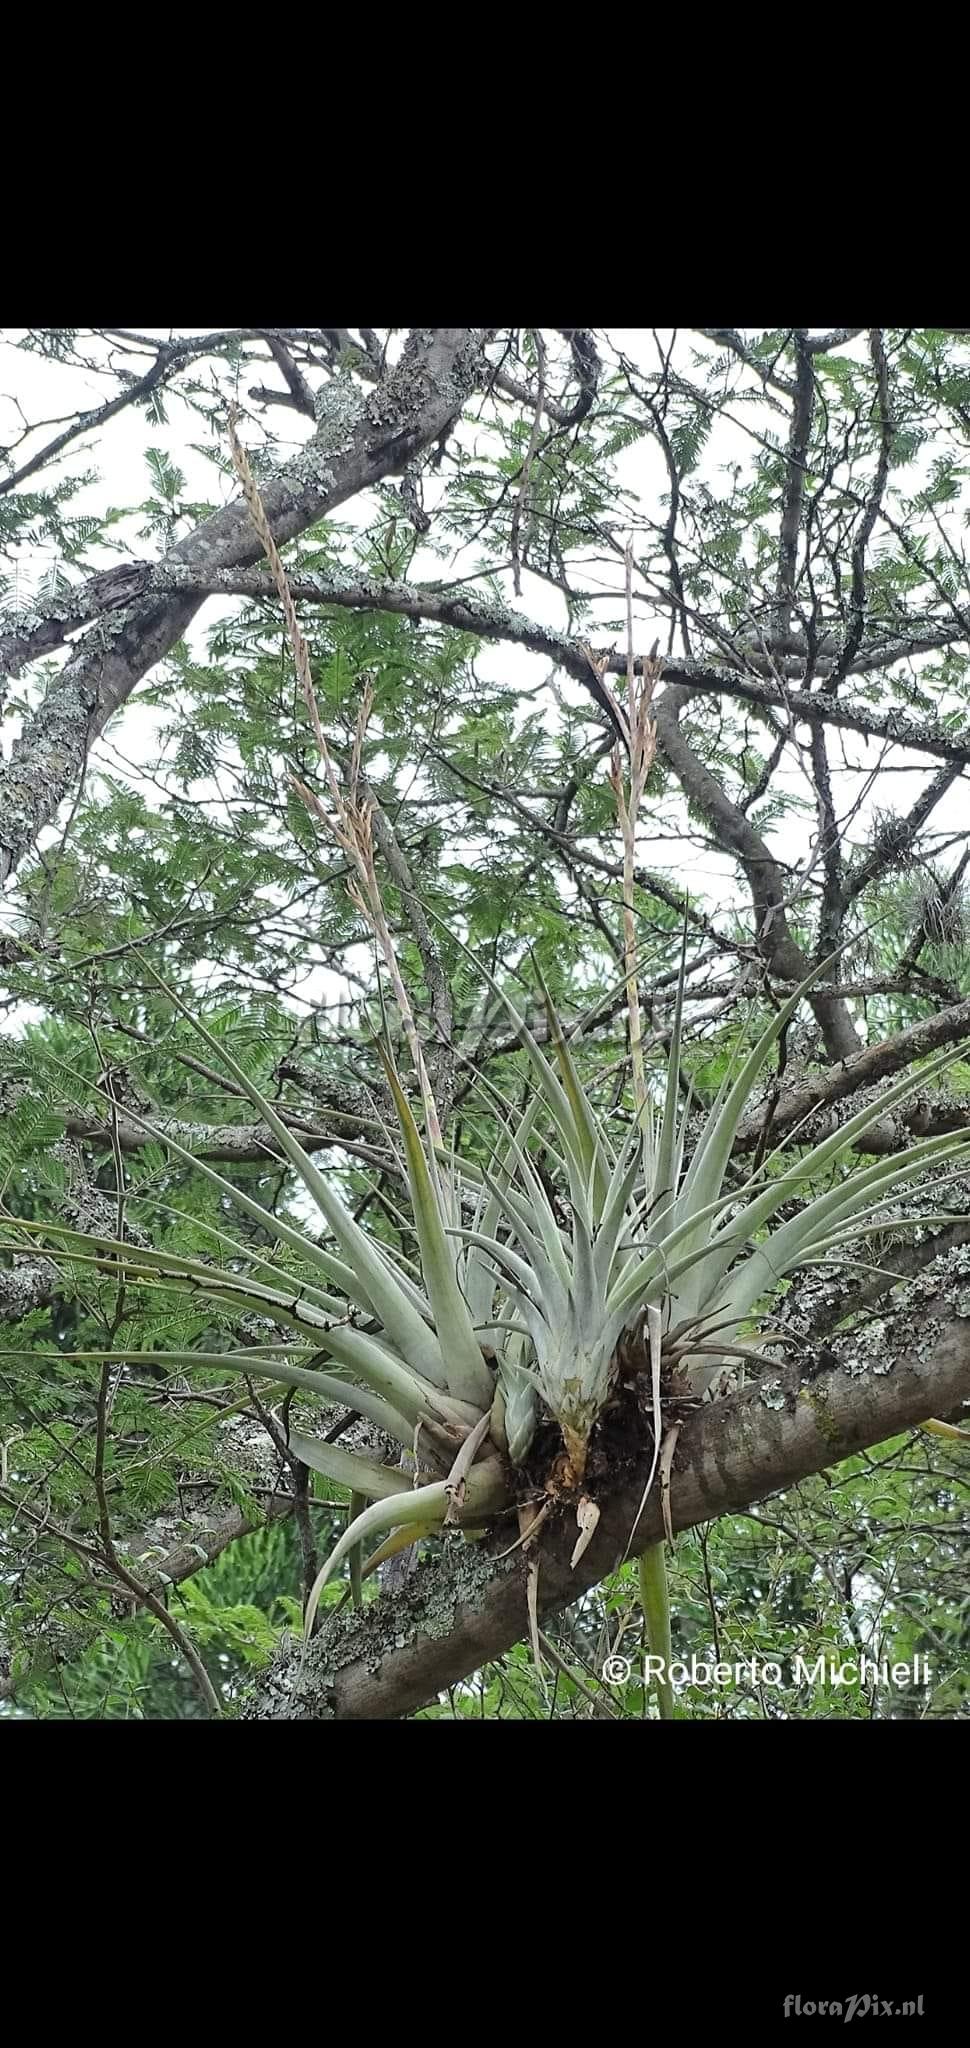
[246,1250,970,1719]
[0,330,492,884]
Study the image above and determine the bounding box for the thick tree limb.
[247,1255,970,1719]
[7,560,970,770]
[732,995,970,1153]
[652,686,861,1061]
[0,330,492,885]
[54,1110,378,1163]
[135,565,970,767]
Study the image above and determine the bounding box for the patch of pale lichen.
[806,1243,970,1405]
[243,1541,516,1721]
[313,376,366,447]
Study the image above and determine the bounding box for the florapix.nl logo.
[783,1994,924,2022]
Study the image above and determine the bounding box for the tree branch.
[652,686,861,1060]
[731,995,970,1153]
[0,329,493,885]
[247,1256,970,1719]
[9,558,970,771]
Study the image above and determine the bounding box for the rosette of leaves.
[3,953,968,1648]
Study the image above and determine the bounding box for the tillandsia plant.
[3,939,970,1666]
[4,433,968,1713]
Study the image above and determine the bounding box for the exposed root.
[570,1495,601,1569]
